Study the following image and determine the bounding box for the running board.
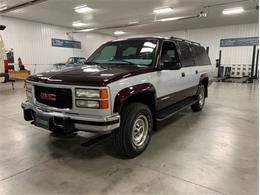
[156,97,197,122]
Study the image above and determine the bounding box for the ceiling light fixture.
[156,17,182,22]
[114,31,125,35]
[72,21,87,27]
[128,21,139,25]
[74,4,93,13]
[222,7,244,15]
[80,28,95,32]
[0,4,7,11]
[153,7,173,14]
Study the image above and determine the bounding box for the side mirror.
[161,60,181,70]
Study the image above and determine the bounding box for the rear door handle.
[181,72,185,77]
[195,70,198,74]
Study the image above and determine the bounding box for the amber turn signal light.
[100,89,108,99]
[100,100,109,109]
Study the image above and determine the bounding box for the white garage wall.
[0,16,114,73]
[124,23,259,65]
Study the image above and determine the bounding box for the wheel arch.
[200,73,209,97]
[113,83,157,114]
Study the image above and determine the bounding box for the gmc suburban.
[22,37,213,158]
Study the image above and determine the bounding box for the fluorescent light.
[72,21,86,27]
[114,31,125,35]
[80,28,95,32]
[0,4,7,11]
[128,21,139,25]
[223,7,244,15]
[156,17,181,22]
[74,4,93,13]
[153,7,173,14]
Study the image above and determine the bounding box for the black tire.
[113,103,153,158]
[191,85,206,112]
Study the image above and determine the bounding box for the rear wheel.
[191,85,205,112]
[113,103,153,158]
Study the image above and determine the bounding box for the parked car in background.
[53,57,87,69]
[22,37,213,158]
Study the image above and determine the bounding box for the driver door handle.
[181,72,185,77]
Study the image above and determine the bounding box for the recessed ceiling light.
[222,7,244,15]
[156,17,182,22]
[80,28,95,32]
[74,4,93,13]
[153,7,173,14]
[72,21,86,27]
[114,31,125,35]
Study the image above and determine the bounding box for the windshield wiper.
[85,61,100,65]
[108,59,137,65]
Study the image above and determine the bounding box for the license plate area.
[35,113,50,130]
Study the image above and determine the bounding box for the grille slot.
[35,86,72,109]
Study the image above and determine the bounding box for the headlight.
[76,100,99,108]
[75,88,109,109]
[26,82,32,91]
[75,89,100,98]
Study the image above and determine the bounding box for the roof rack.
[170,36,201,46]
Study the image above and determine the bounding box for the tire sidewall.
[198,85,205,109]
[126,105,153,154]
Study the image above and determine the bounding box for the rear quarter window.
[190,45,211,65]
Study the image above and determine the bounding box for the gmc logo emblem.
[40,92,56,101]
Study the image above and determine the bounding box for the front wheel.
[191,85,206,112]
[113,103,153,158]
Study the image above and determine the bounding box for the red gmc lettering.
[40,92,56,101]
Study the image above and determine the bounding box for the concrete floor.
[0,81,258,195]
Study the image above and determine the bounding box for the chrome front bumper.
[21,101,120,132]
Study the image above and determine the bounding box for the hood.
[27,65,153,86]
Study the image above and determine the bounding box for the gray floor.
[0,81,258,195]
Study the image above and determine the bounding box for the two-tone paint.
[23,37,213,132]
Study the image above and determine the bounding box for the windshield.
[67,57,75,64]
[87,40,158,66]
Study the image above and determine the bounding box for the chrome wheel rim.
[132,115,149,147]
[199,87,205,107]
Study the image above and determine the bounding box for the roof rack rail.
[170,36,201,46]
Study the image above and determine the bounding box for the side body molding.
[113,83,156,113]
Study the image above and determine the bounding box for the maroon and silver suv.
[22,37,213,158]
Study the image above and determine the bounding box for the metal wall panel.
[0,16,114,70]
[127,23,259,67]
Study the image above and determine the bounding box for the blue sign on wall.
[220,37,259,47]
[51,38,81,49]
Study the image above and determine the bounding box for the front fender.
[113,83,156,113]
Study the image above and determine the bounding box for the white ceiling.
[1,0,259,36]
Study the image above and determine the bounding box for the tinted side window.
[160,41,179,67]
[177,41,194,67]
[190,45,211,65]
